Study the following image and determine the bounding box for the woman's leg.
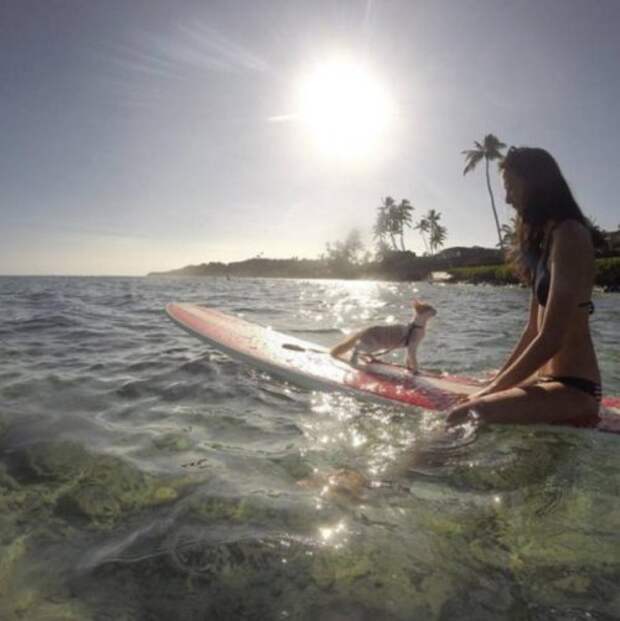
[447,381,599,426]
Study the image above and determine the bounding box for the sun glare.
[297,58,395,162]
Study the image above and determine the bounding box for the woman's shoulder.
[550,219,594,269]
[552,219,592,247]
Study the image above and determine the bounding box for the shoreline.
[147,255,620,291]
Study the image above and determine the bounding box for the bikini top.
[529,225,594,314]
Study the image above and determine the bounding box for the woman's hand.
[445,403,483,427]
[465,382,499,401]
[449,382,494,409]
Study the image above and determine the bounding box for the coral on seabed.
[6,441,185,528]
[0,441,192,620]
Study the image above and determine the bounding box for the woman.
[448,147,601,427]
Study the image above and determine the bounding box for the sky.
[2,0,619,276]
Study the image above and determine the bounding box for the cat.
[330,300,437,372]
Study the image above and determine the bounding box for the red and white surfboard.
[166,303,620,432]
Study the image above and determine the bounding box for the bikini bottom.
[537,375,602,428]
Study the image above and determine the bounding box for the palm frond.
[483,134,507,160]
[463,151,484,175]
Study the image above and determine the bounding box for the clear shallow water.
[0,276,619,620]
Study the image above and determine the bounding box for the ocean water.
[0,275,619,620]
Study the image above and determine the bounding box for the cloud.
[267,114,298,123]
[174,21,270,73]
[109,20,270,80]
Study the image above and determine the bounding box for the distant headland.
[148,246,504,282]
[148,242,620,291]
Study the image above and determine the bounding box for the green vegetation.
[373,196,414,251]
[149,247,505,281]
[448,263,518,285]
[425,209,448,254]
[448,257,620,290]
[149,247,620,290]
[372,197,448,257]
[594,256,620,289]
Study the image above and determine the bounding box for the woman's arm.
[473,222,588,395]
[490,292,538,379]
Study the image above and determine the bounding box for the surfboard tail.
[330,331,362,358]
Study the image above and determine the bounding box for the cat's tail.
[330,330,363,359]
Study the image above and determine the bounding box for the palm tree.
[396,199,414,250]
[374,197,397,250]
[430,223,447,255]
[426,208,440,225]
[498,215,517,248]
[376,196,399,250]
[414,217,430,254]
[462,134,507,249]
[425,209,447,255]
[373,203,389,248]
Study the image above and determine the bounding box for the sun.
[296,57,395,162]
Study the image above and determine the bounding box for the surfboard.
[166,303,620,432]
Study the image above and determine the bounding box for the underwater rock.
[9,441,91,483]
[269,452,314,480]
[438,431,569,494]
[0,533,94,621]
[497,490,620,569]
[0,535,27,593]
[185,491,339,534]
[55,455,180,528]
[311,544,374,589]
[0,463,19,492]
[304,601,404,621]
[57,484,122,523]
[78,533,314,621]
[167,528,277,580]
[6,441,182,529]
[1,599,91,621]
[310,541,439,619]
[549,574,591,594]
[297,468,370,501]
[152,432,192,452]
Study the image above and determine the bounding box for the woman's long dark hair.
[500,147,589,283]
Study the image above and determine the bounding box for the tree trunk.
[485,156,504,250]
[420,233,429,254]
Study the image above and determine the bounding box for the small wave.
[178,357,217,376]
[9,314,78,331]
[26,291,58,302]
[127,359,167,372]
[285,327,342,335]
